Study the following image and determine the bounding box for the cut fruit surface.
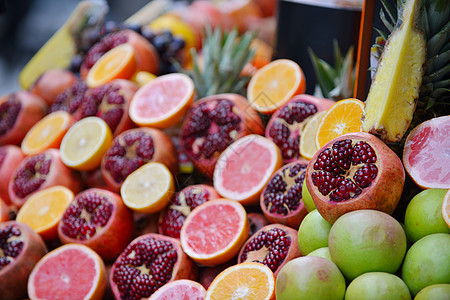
[213,134,283,205]
[205,262,276,300]
[180,198,249,266]
[315,98,365,149]
[129,73,195,129]
[86,43,138,88]
[27,243,107,300]
[60,116,113,171]
[443,190,450,228]
[121,162,175,213]
[403,116,450,189]
[299,110,326,160]
[247,59,306,114]
[21,110,74,155]
[148,279,206,300]
[16,186,74,241]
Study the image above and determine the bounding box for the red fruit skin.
[237,223,301,277]
[0,197,10,222]
[180,93,264,178]
[109,233,199,299]
[306,132,406,224]
[30,69,77,105]
[0,145,25,205]
[58,188,134,262]
[247,212,270,236]
[133,212,159,239]
[8,149,82,208]
[0,91,47,146]
[199,259,236,290]
[251,0,278,17]
[101,127,178,193]
[0,221,47,300]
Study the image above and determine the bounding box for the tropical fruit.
[299,110,326,160]
[28,244,107,300]
[16,186,74,241]
[129,73,195,129]
[306,132,405,223]
[403,116,450,189]
[0,221,47,300]
[276,256,346,300]
[60,116,113,171]
[21,110,74,156]
[148,279,206,300]
[205,262,276,300]
[402,233,450,295]
[180,198,249,266]
[297,209,332,255]
[247,59,306,114]
[213,135,283,205]
[315,98,365,149]
[121,162,175,214]
[328,210,407,280]
[30,69,77,105]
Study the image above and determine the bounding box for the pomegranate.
[101,127,178,192]
[238,223,301,277]
[0,145,25,205]
[199,260,236,289]
[74,79,138,136]
[158,184,220,238]
[80,29,159,78]
[0,198,10,223]
[260,160,309,228]
[30,69,77,105]
[8,149,81,208]
[58,188,134,262]
[180,93,264,177]
[247,212,270,236]
[0,91,47,146]
[306,132,405,223]
[265,94,334,162]
[50,79,89,117]
[133,212,159,239]
[110,233,198,299]
[0,221,47,300]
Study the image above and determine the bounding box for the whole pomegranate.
[30,69,77,105]
[306,132,405,223]
[110,233,198,299]
[180,93,264,177]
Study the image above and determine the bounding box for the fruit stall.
[0,0,449,299]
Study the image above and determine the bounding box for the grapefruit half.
[148,279,206,300]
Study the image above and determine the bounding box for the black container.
[275,0,362,94]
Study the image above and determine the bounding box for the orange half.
[86,43,137,88]
[315,98,365,149]
[247,59,306,114]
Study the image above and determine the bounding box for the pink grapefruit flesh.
[148,279,206,300]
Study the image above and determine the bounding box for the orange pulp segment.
[315,98,365,149]
[21,110,73,156]
[247,59,306,114]
[86,43,137,88]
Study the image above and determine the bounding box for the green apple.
[415,284,450,300]
[345,272,411,300]
[298,209,331,255]
[307,247,332,261]
[302,178,316,212]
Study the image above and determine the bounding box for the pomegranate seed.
[0,225,23,271]
[83,32,128,69]
[50,80,88,114]
[0,147,7,167]
[0,95,21,136]
[12,154,51,199]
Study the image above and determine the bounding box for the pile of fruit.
[0,0,449,299]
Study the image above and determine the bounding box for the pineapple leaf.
[427,0,450,35]
[380,9,395,33]
[426,49,450,71]
[424,64,450,83]
[308,48,337,98]
[333,40,343,71]
[380,0,398,28]
[427,20,450,57]
[373,27,389,42]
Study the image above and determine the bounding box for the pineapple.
[184,27,256,98]
[364,0,449,142]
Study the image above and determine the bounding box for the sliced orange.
[205,262,276,300]
[60,117,113,171]
[129,73,195,129]
[299,111,326,160]
[86,43,137,88]
[21,110,73,155]
[247,59,306,114]
[120,162,175,213]
[442,189,450,228]
[180,198,249,266]
[16,186,74,241]
[315,98,365,149]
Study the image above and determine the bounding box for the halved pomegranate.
[110,233,198,299]
[0,145,25,205]
[237,223,301,277]
[0,221,47,300]
[180,93,264,177]
[80,29,159,78]
[306,132,405,223]
[265,94,334,162]
[158,184,220,238]
[247,212,270,236]
[30,69,77,105]
[50,79,89,117]
[260,159,309,228]
[74,79,138,136]
[58,188,134,262]
[101,127,178,192]
[8,149,81,208]
[0,91,47,146]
